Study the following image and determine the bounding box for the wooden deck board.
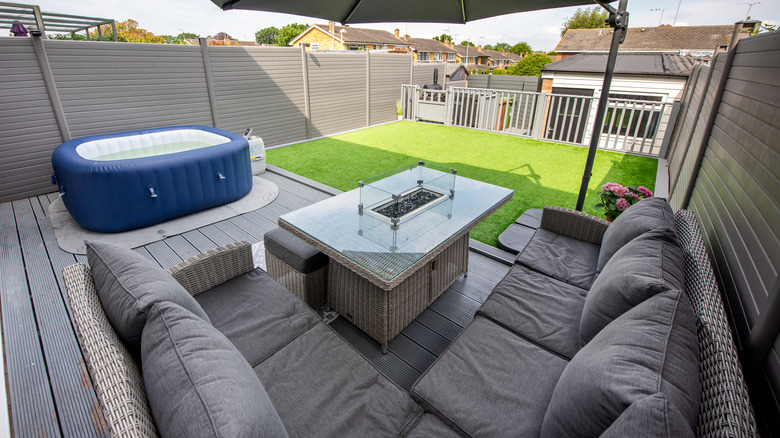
[0,168,514,432]
[0,201,61,438]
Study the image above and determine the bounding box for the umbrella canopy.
[212,0,604,24]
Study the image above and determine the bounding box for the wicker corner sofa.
[62,198,758,437]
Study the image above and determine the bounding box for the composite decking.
[0,166,513,438]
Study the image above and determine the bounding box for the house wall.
[665,30,780,436]
[295,27,343,51]
[0,38,412,203]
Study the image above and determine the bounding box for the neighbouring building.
[289,21,410,52]
[403,35,457,62]
[480,48,521,69]
[447,43,490,70]
[554,24,733,60]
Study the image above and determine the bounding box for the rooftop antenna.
[650,8,664,26]
[673,0,682,25]
[737,2,760,20]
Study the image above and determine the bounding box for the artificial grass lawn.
[267,121,657,247]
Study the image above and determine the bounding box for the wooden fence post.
[199,38,221,128]
[31,32,70,142]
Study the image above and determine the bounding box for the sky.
[32,0,779,52]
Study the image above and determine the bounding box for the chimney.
[394,28,400,37]
[727,20,761,51]
[477,45,481,51]
[328,21,334,33]
[449,42,455,49]
[404,34,409,42]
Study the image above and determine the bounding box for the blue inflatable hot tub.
[51,125,252,233]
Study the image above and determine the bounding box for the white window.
[418,52,429,62]
[310,43,319,50]
[433,52,443,61]
[446,53,456,61]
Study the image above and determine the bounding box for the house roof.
[451,45,487,57]
[405,37,457,53]
[480,48,513,60]
[303,23,409,46]
[556,25,733,53]
[543,53,695,77]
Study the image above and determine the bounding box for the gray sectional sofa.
[62,197,756,438]
[412,198,756,437]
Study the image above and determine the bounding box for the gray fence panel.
[468,74,539,92]
[687,31,780,434]
[209,46,307,146]
[307,52,367,137]
[669,54,726,210]
[46,40,213,138]
[412,62,446,86]
[369,53,409,125]
[0,39,64,203]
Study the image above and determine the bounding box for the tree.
[255,26,279,44]
[560,6,608,37]
[510,42,532,56]
[433,33,453,43]
[177,32,200,39]
[276,23,308,46]
[482,44,493,50]
[493,42,511,51]
[459,40,475,47]
[507,53,552,76]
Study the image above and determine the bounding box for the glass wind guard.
[280,163,513,282]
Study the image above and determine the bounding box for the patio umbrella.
[213,0,607,24]
[211,0,628,212]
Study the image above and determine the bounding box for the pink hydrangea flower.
[616,198,630,211]
[612,186,629,197]
[629,193,640,200]
[637,186,653,197]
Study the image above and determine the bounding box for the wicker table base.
[327,233,469,351]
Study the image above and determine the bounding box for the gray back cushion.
[541,289,700,437]
[580,228,685,344]
[597,197,677,273]
[86,240,210,355]
[142,302,288,438]
[600,393,695,438]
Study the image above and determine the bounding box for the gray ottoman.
[264,228,328,308]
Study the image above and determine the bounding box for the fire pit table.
[279,162,513,351]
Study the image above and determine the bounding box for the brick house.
[289,21,410,52]
[402,36,458,62]
[554,24,733,60]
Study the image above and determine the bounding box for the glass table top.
[279,167,513,282]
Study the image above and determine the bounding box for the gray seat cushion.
[515,208,543,229]
[195,268,320,367]
[580,228,685,345]
[412,316,569,437]
[406,414,462,438]
[254,323,421,437]
[478,264,587,358]
[264,227,328,274]
[515,228,601,289]
[86,240,210,355]
[597,197,676,273]
[142,302,288,438]
[541,289,700,437]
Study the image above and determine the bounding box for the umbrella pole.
[574,0,629,211]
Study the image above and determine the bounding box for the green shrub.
[507,53,553,76]
[492,68,508,75]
